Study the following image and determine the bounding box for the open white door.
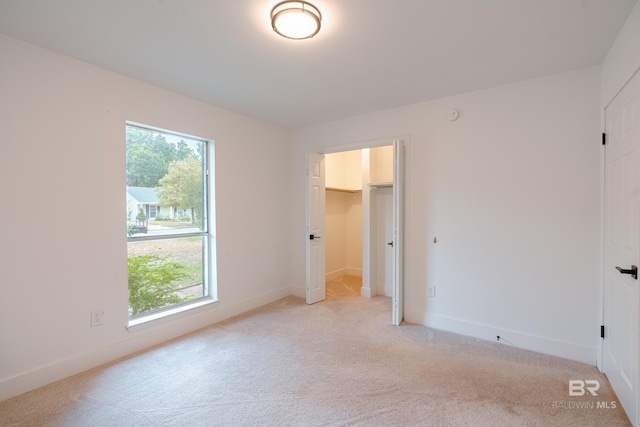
[603,71,640,424]
[306,153,326,304]
[392,140,405,325]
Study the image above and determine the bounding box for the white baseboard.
[326,268,362,282]
[361,286,372,298]
[346,268,362,278]
[405,310,598,366]
[0,286,291,402]
[326,268,347,282]
[290,285,306,298]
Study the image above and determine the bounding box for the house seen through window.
[126,123,214,319]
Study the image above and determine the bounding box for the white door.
[306,153,326,304]
[603,71,640,424]
[384,189,395,297]
[392,140,405,326]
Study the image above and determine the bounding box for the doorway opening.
[324,146,393,299]
[306,139,405,324]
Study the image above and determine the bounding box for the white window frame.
[125,122,217,330]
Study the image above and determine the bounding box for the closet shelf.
[326,187,361,193]
[368,181,393,188]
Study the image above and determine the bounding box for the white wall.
[601,1,640,106]
[325,190,362,280]
[346,191,362,276]
[370,145,393,183]
[325,190,350,278]
[0,35,292,400]
[325,150,362,190]
[325,153,348,190]
[344,150,363,190]
[291,66,602,364]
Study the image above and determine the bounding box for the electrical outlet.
[428,286,436,298]
[90,309,104,327]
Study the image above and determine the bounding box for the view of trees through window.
[126,124,209,318]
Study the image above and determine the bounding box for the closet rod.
[326,187,361,194]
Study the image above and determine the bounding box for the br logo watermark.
[551,380,617,410]
[569,380,600,396]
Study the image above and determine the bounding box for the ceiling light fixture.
[271,1,322,40]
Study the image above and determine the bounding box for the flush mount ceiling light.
[271,1,322,40]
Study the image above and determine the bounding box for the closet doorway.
[324,149,366,298]
[306,140,405,325]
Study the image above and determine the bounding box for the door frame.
[306,136,408,324]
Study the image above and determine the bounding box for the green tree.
[128,254,191,316]
[126,144,167,187]
[156,158,203,225]
[126,126,197,188]
[176,140,196,161]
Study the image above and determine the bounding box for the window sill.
[127,298,219,333]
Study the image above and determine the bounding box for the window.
[126,123,214,320]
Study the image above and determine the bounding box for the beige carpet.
[0,294,631,426]
[326,275,362,298]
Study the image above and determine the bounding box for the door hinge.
[602,132,606,146]
[600,325,605,339]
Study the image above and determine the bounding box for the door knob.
[615,265,638,280]
[387,241,393,247]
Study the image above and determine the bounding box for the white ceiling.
[0,0,636,129]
